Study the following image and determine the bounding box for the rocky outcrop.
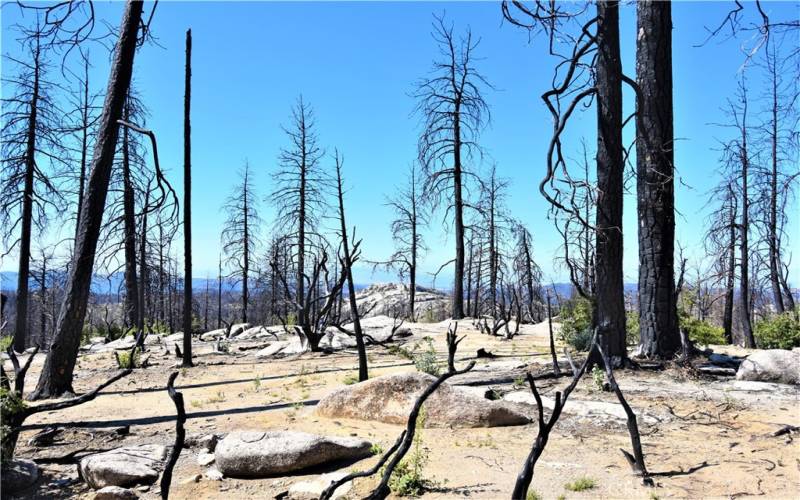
[93,486,139,500]
[79,445,167,489]
[355,283,450,320]
[315,372,531,427]
[214,431,372,477]
[288,472,351,500]
[736,349,800,385]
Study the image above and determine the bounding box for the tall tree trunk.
[766,47,786,314]
[39,257,47,346]
[488,176,497,316]
[137,189,149,346]
[76,55,90,240]
[31,0,144,400]
[217,254,222,328]
[182,29,194,366]
[739,97,755,347]
[635,0,680,358]
[453,103,465,320]
[335,158,368,381]
[594,0,626,360]
[122,103,139,330]
[722,191,736,344]
[409,172,418,321]
[242,168,249,323]
[14,35,40,353]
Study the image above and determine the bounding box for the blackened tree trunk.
[723,190,736,344]
[217,255,222,328]
[242,180,249,323]
[121,103,139,330]
[182,29,194,366]
[635,0,680,358]
[137,187,149,346]
[738,95,755,347]
[594,0,626,360]
[13,35,40,353]
[453,108,466,320]
[334,154,368,381]
[75,54,91,240]
[30,0,144,400]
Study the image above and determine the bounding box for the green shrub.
[565,476,597,492]
[558,297,593,351]
[413,337,441,376]
[626,310,640,345]
[526,491,542,500]
[388,409,429,496]
[679,312,725,346]
[115,350,141,369]
[755,313,800,349]
[0,336,12,352]
[342,373,359,385]
[1,387,27,462]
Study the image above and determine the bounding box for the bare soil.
[6,320,799,499]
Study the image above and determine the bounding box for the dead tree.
[222,162,261,323]
[160,371,186,499]
[546,293,560,375]
[373,164,428,320]
[706,180,739,344]
[181,28,194,366]
[636,0,681,358]
[446,321,465,373]
[272,96,332,343]
[512,224,544,323]
[1,26,66,352]
[31,0,146,400]
[333,151,368,381]
[414,14,491,320]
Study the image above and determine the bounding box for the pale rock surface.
[736,349,800,385]
[79,445,167,489]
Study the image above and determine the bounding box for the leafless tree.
[372,164,428,320]
[414,13,491,320]
[181,28,193,365]
[221,162,261,323]
[1,24,68,352]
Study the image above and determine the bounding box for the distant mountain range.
[0,270,632,299]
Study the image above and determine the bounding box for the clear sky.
[1,1,798,288]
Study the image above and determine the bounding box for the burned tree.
[31,0,149,399]
[181,28,194,366]
[414,14,491,320]
[221,162,261,323]
[1,26,67,352]
[635,0,680,358]
[374,164,428,320]
[271,97,329,344]
[333,152,368,381]
[705,182,739,344]
[512,224,544,323]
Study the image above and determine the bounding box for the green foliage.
[565,477,597,492]
[626,310,640,345]
[413,337,441,376]
[755,312,800,349]
[370,443,384,455]
[0,336,12,352]
[342,373,359,385]
[115,350,141,369]
[1,387,26,462]
[679,312,725,346]
[526,491,542,500]
[285,313,297,327]
[591,366,605,391]
[388,409,429,496]
[558,297,594,351]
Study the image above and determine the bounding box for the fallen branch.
[160,371,186,500]
[446,322,465,373]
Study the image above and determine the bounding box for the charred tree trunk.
[13,35,40,353]
[31,0,144,399]
[75,55,90,240]
[593,0,626,361]
[723,192,736,344]
[738,96,755,347]
[182,29,194,366]
[635,0,680,358]
[453,105,466,320]
[217,255,222,328]
[335,154,368,381]
[122,103,140,330]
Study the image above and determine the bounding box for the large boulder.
[200,328,226,341]
[93,486,139,500]
[215,431,372,477]
[79,444,167,489]
[736,349,800,385]
[1,458,39,493]
[315,372,531,427]
[354,283,450,319]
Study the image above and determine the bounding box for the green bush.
[0,336,12,352]
[388,409,429,496]
[755,313,800,349]
[626,310,640,345]
[1,387,27,463]
[115,350,141,369]
[565,476,597,492]
[413,337,441,376]
[558,297,594,352]
[679,312,725,346]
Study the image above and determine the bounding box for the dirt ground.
[5,319,800,500]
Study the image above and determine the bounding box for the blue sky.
[1,1,798,288]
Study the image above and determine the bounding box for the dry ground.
[5,319,799,500]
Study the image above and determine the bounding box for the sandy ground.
[5,319,799,500]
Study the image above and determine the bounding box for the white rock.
[79,445,167,489]
[736,349,800,385]
[288,472,351,500]
[197,452,215,466]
